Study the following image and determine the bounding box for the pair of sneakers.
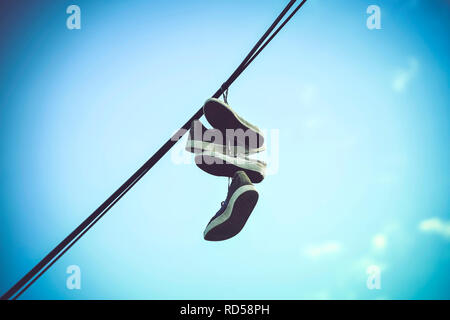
[186,98,266,241]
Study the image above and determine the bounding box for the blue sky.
[0,0,449,299]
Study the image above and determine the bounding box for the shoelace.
[222,86,229,104]
[221,177,232,208]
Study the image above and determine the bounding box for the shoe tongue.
[228,171,244,193]
[222,172,248,205]
[233,170,246,183]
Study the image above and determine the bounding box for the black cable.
[244,0,308,69]
[217,0,298,95]
[1,0,307,300]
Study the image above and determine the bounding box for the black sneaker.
[185,120,226,154]
[203,98,265,154]
[204,171,259,241]
[195,151,266,184]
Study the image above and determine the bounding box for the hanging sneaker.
[203,98,265,154]
[185,120,227,154]
[204,171,259,241]
[195,150,266,184]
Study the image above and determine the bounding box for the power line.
[1,0,307,300]
[244,0,307,69]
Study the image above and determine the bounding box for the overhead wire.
[1,0,308,300]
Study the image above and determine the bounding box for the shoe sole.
[195,151,265,184]
[186,137,266,155]
[185,139,226,154]
[204,185,259,241]
[203,98,265,148]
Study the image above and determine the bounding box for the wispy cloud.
[304,241,342,259]
[372,233,387,250]
[392,57,419,92]
[353,257,388,273]
[419,218,450,239]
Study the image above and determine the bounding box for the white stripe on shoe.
[203,184,257,237]
[185,139,226,154]
[186,137,266,155]
[196,150,266,183]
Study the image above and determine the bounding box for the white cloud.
[419,218,450,239]
[372,233,387,250]
[354,257,388,273]
[304,241,342,259]
[392,57,419,92]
